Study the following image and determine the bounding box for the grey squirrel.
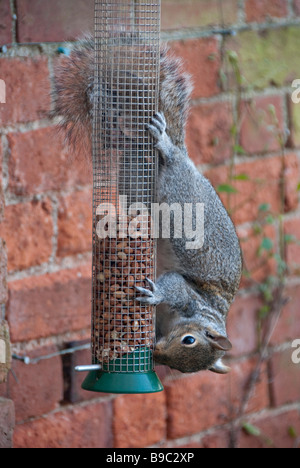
[53,37,242,375]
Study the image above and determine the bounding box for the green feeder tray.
[81,348,163,394]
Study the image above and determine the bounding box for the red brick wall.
[0,0,300,449]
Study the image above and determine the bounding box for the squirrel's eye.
[181,335,196,346]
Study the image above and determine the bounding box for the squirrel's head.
[154,322,232,374]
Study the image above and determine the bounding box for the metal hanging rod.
[12,343,91,365]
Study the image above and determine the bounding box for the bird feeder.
[77,0,163,394]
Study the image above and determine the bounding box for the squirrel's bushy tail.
[52,36,192,152]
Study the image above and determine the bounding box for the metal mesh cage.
[82,0,162,393]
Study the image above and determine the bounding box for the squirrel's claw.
[135,278,162,305]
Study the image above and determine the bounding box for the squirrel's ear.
[206,330,232,351]
[209,359,231,375]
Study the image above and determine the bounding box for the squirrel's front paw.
[147,113,173,159]
[135,278,163,306]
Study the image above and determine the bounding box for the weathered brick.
[0,398,14,449]
[285,217,300,274]
[0,0,12,45]
[0,346,63,422]
[164,358,268,439]
[16,0,94,43]
[245,0,288,22]
[238,223,277,286]
[0,239,7,304]
[0,57,51,126]
[7,128,91,197]
[0,199,53,272]
[13,399,113,448]
[239,409,300,448]
[186,101,233,165]
[269,348,300,407]
[294,0,300,16]
[225,358,269,415]
[270,285,300,345]
[161,0,238,30]
[225,27,300,90]
[227,293,262,357]
[7,264,92,342]
[113,392,166,448]
[199,428,231,449]
[239,95,284,155]
[57,189,92,258]
[206,153,299,225]
[170,38,221,99]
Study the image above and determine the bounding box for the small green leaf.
[297,182,300,192]
[265,214,275,225]
[259,304,271,319]
[274,254,287,275]
[261,237,274,251]
[234,145,247,156]
[243,423,261,437]
[284,234,296,244]
[233,173,250,181]
[288,426,298,439]
[259,203,271,212]
[217,184,238,194]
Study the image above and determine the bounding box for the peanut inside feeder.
[81,0,163,394]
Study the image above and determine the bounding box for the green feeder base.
[81,348,163,394]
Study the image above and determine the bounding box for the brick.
[239,409,300,448]
[0,199,53,272]
[16,0,94,43]
[0,398,14,449]
[0,57,51,126]
[7,128,91,197]
[57,189,92,258]
[0,0,12,45]
[245,0,288,22]
[285,217,300,274]
[165,358,268,439]
[199,428,231,449]
[0,185,4,225]
[170,38,221,99]
[269,348,300,406]
[13,399,113,448]
[227,358,269,415]
[0,239,7,304]
[270,285,300,345]
[206,153,299,225]
[227,294,262,357]
[0,346,63,422]
[226,27,300,90]
[294,0,300,15]
[7,264,92,342]
[161,0,238,30]
[113,392,166,448]
[238,223,277,286]
[239,95,285,155]
[186,101,233,165]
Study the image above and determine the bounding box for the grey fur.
[137,113,242,374]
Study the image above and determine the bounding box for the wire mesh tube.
[82,0,163,393]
